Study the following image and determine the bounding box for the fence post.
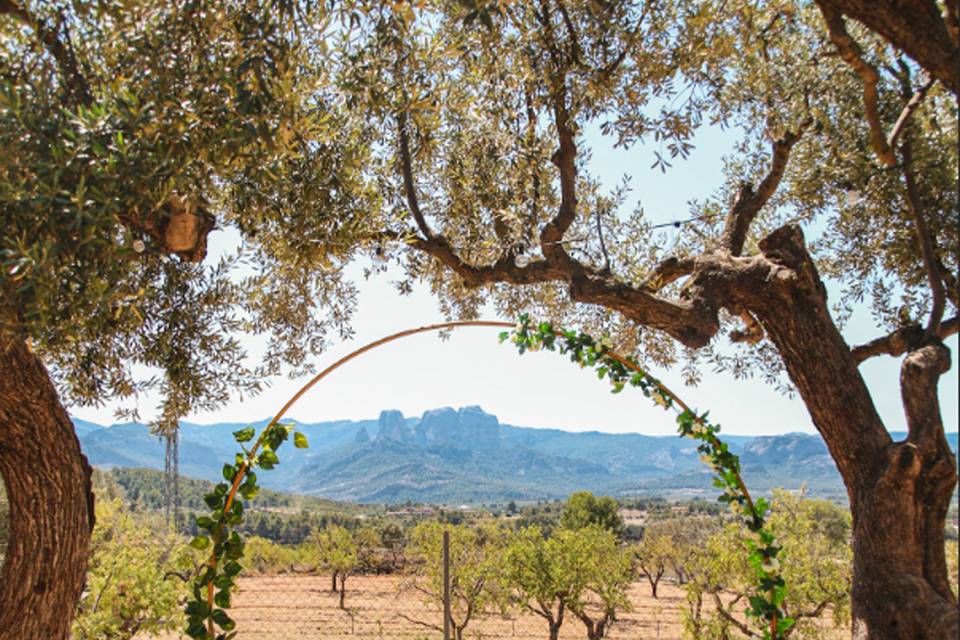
[443,529,451,640]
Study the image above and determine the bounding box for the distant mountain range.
[74,407,959,504]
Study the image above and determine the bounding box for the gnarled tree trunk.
[714,226,959,639]
[0,335,94,640]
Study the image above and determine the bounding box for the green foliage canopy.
[682,491,852,640]
[407,520,508,640]
[322,0,957,378]
[72,499,196,640]
[505,524,632,640]
[0,1,376,426]
[560,491,624,536]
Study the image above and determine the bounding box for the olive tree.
[318,524,378,609]
[327,2,958,636]
[634,532,673,599]
[404,521,507,640]
[0,2,371,636]
[560,491,624,536]
[682,491,852,640]
[318,525,356,607]
[567,526,633,640]
[505,524,631,640]
[72,499,195,640]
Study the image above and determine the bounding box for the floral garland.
[502,315,794,639]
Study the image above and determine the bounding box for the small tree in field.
[318,525,359,609]
[643,516,720,586]
[505,525,631,640]
[567,526,633,640]
[379,522,406,572]
[405,521,508,640]
[634,533,674,599]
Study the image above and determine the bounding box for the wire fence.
[184,572,691,640]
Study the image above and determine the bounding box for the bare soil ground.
[146,574,844,639]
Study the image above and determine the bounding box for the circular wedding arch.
[191,318,784,640]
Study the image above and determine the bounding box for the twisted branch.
[850,316,958,364]
[721,122,810,256]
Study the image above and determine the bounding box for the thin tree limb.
[554,0,582,64]
[710,592,761,638]
[887,78,935,151]
[816,2,896,167]
[901,139,947,339]
[595,207,611,274]
[397,612,443,633]
[396,111,433,239]
[721,122,810,256]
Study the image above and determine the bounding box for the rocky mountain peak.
[377,406,500,449]
[377,410,410,443]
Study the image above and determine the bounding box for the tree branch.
[816,2,896,167]
[0,1,91,106]
[539,83,579,267]
[887,78,935,151]
[596,3,650,81]
[814,0,960,95]
[641,256,696,292]
[901,139,947,339]
[554,0,582,64]
[397,612,443,633]
[850,316,959,364]
[790,600,831,622]
[595,207,611,274]
[710,592,761,638]
[721,123,809,256]
[397,111,433,239]
[900,343,951,448]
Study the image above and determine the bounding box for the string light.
[650,214,710,230]
[514,253,531,268]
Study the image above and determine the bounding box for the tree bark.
[714,226,959,639]
[0,335,95,640]
[576,612,612,640]
[816,0,960,95]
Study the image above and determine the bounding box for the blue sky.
[72,117,959,437]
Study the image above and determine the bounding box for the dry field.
[147,574,844,640]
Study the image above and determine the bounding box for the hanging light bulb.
[844,188,861,207]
